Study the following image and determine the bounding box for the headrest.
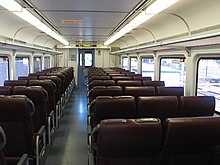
[13,86,48,105]
[97,118,161,157]
[162,117,220,154]
[0,95,34,122]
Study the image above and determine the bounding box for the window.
[15,57,29,79]
[122,57,128,70]
[160,57,186,87]
[84,52,93,67]
[197,58,220,113]
[0,56,9,85]
[141,57,154,79]
[34,57,42,72]
[130,57,138,73]
[44,57,50,69]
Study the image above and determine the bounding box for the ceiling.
[28,0,143,44]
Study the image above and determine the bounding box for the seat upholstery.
[157,86,184,98]
[161,117,220,165]
[137,96,178,121]
[124,86,155,99]
[4,80,28,88]
[88,80,115,91]
[0,86,12,95]
[178,96,215,117]
[96,118,161,165]
[0,95,35,158]
[91,96,136,129]
[89,86,123,103]
[13,86,48,133]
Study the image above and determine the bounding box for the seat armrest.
[17,154,29,165]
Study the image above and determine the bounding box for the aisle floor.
[45,87,88,165]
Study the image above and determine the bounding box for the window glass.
[130,57,138,73]
[0,56,9,85]
[122,57,128,70]
[141,57,154,79]
[160,57,186,87]
[44,57,50,69]
[15,57,29,79]
[34,57,42,72]
[197,59,220,113]
[84,52,92,67]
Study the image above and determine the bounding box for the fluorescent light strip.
[104,0,179,46]
[0,0,69,46]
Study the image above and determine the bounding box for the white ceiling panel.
[29,0,140,12]
[27,0,143,44]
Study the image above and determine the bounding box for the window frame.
[159,56,186,87]
[129,56,138,73]
[0,56,10,85]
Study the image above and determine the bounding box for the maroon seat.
[88,86,123,103]
[178,96,215,117]
[18,76,38,80]
[91,96,136,129]
[161,117,220,165]
[124,86,155,102]
[28,72,46,78]
[13,86,48,138]
[111,76,132,82]
[0,95,45,165]
[143,80,164,86]
[88,80,115,91]
[137,96,178,121]
[28,80,56,143]
[157,86,184,98]
[0,86,12,95]
[116,80,142,92]
[4,80,28,88]
[94,118,161,165]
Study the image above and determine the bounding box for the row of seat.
[88,79,163,91]
[91,117,220,165]
[0,67,75,165]
[88,86,182,103]
[89,95,215,129]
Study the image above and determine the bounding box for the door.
[78,49,94,87]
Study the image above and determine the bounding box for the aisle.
[45,87,88,165]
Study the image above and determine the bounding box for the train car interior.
[0,0,220,164]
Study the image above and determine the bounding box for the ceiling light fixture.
[104,0,179,46]
[0,0,69,46]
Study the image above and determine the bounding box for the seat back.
[124,86,155,99]
[117,80,142,92]
[0,86,12,95]
[111,76,132,82]
[157,86,184,98]
[92,96,136,128]
[39,76,62,104]
[13,86,48,133]
[18,76,38,80]
[88,80,115,91]
[29,80,56,115]
[137,96,178,121]
[96,118,161,165]
[89,86,123,102]
[0,95,35,156]
[142,80,165,93]
[4,80,28,88]
[178,96,215,117]
[161,117,220,165]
